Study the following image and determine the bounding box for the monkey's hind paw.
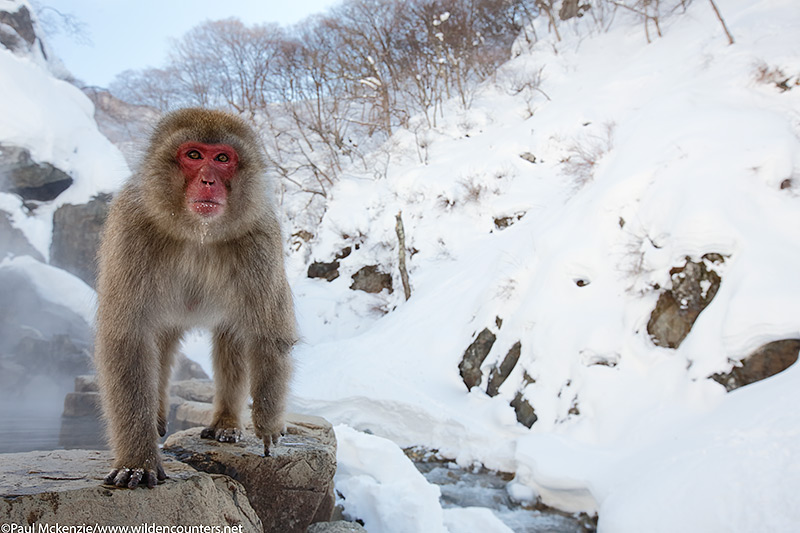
[200,426,242,443]
[157,417,168,438]
[263,431,284,457]
[103,464,166,489]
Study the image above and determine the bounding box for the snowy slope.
[286,0,800,530]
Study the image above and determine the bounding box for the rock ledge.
[1,414,337,533]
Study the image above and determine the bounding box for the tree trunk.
[395,211,411,301]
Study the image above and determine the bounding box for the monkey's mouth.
[190,199,226,217]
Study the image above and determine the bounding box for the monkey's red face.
[177,142,239,218]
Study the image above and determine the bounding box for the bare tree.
[707,0,734,45]
[106,3,539,217]
[171,19,286,116]
[110,67,188,111]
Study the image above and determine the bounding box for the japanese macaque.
[95,108,295,489]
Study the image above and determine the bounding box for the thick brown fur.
[95,108,296,489]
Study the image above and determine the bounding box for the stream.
[408,449,596,533]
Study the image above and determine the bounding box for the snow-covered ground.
[282,1,800,530]
[2,0,800,531]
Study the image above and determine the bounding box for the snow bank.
[334,425,447,533]
[598,362,800,532]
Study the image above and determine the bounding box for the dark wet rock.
[0,144,73,201]
[647,254,724,349]
[350,265,392,294]
[486,341,522,397]
[511,391,537,428]
[50,194,112,287]
[459,328,497,390]
[309,260,340,281]
[711,339,800,392]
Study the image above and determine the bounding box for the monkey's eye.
[215,154,229,163]
[186,150,202,160]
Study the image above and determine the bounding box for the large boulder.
[0,144,73,202]
[711,339,800,392]
[647,254,724,348]
[0,449,261,531]
[458,327,497,390]
[50,194,112,287]
[164,414,337,533]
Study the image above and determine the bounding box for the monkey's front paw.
[104,464,166,489]
[200,426,242,443]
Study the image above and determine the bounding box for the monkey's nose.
[198,166,217,185]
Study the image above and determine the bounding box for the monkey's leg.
[249,337,293,456]
[156,329,181,437]
[201,328,248,442]
[97,336,166,489]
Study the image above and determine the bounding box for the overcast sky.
[37,0,336,88]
